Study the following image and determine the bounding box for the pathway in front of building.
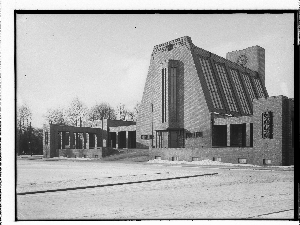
[17,159,294,220]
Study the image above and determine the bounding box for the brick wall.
[252,96,293,166]
[137,36,211,149]
[150,147,254,164]
[59,148,102,158]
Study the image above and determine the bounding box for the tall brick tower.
[226,46,265,87]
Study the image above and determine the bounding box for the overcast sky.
[16,13,294,128]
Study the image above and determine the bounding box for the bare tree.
[17,104,42,155]
[116,103,129,121]
[64,97,88,126]
[17,104,32,130]
[88,102,116,121]
[44,108,65,125]
[133,101,141,121]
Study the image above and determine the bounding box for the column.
[82,132,85,149]
[95,134,98,148]
[86,133,89,149]
[70,131,74,149]
[74,133,77,149]
[116,132,119,149]
[227,124,231,147]
[126,131,129,149]
[246,123,251,147]
[60,132,63,149]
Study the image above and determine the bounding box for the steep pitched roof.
[191,43,268,117]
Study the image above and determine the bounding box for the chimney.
[226,45,265,87]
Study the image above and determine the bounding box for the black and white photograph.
[2,4,297,222]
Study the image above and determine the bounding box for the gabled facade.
[137,36,294,166]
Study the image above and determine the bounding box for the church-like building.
[136,36,294,166]
[43,36,294,166]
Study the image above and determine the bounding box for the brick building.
[137,36,294,166]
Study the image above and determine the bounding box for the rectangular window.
[171,156,179,161]
[242,73,257,102]
[192,157,200,161]
[141,135,148,140]
[215,64,238,112]
[170,67,177,122]
[148,135,154,139]
[238,158,247,164]
[195,132,203,138]
[213,157,221,162]
[199,57,223,109]
[263,159,272,165]
[45,132,48,145]
[262,111,273,139]
[186,133,193,139]
[253,78,265,98]
[230,69,251,114]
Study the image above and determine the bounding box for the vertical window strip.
[170,68,173,121]
[230,69,251,114]
[254,78,265,98]
[162,68,164,123]
[164,68,167,122]
[215,64,238,112]
[171,67,177,121]
[242,73,256,101]
[199,58,223,109]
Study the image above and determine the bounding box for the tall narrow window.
[162,68,165,123]
[164,68,167,122]
[170,67,177,122]
[162,68,167,123]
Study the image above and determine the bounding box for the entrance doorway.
[109,132,116,148]
[212,125,227,147]
[118,131,126,148]
[156,130,183,148]
[169,130,179,148]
